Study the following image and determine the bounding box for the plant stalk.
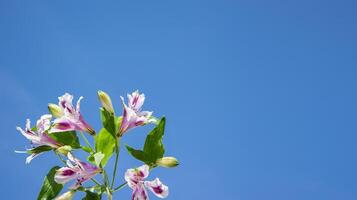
[79,131,94,151]
[113,182,127,192]
[111,139,121,189]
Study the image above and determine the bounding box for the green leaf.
[143,117,166,164]
[27,145,53,154]
[37,166,63,200]
[95,128,116,166]
[82,191,101,200]
[82,146,93,153]
[125,117,166,165]
[49,131,80,149]
[87,154,95,165]
[125,145,146,162]
[100,108,116,137]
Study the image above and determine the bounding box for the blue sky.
[1,0,357,199]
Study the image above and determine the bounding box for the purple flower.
[118,90,156,136]
[125,165,169,200]
[16,114,61,163]
[50,93,95,135]
[55,153,101,189]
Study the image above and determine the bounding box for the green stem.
[54,151,67,165]
[102,168,110,187]
[91,178,101,186]
[110,139,120,189]
[113,182,127,192]
[80,131,94,151]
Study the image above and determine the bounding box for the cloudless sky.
[1,0,357,199]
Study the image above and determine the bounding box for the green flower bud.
[48,103,63,118]
[56,145,72,156]
[97,90,114,113]
[55,190,75,200]
[156,157,179,168]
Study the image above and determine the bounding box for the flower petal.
[40,134,61,148]
[59,153,100,188]
[50,118,76,133]
[128,90,145,112]
[78,160,100,175]
[77,116,95,135]
[16,126,39,143]
[76,96,83,112]
[36,114,52,134]
[25,119,31,131]
[144,178,169,198]
[132,184,149,200]
[59,93,74,110]
[54,167,78,184]
[25,153,43,164]
[125,165,150,188]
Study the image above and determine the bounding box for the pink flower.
[118,91,156,136]
[16,114,61,163]
[50,93,95,135]
[55,153,101,189]
[125,165,169,200]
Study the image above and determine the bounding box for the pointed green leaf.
[82,191,101,200]
[81,146,93,153]
[37,166,63,200]
[95,128,116,166]
[126,118,166,165]
[49,131,80,149]
[125,145,146,162]
[100,108,116,137]
[87,153,95,165]
[143,117,166,164]
[27,145,53,154]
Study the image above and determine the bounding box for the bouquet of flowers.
[16,90,179,200]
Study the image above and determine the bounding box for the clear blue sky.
[1,0,357,199]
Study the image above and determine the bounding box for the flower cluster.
[125,165,168,199]
[16,90,178,200]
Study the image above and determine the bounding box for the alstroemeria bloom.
[16,114,61,163]
[125,165,169,200]
[50,93,95,135]
[55,153,101,189]
[118,91,156,136]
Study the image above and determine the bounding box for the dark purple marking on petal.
[138,171,145,178]
[152,186,163,194]
[62,169,76,176]
[66,107,73,114]
[132,96,139,106]
[55,122,72,130]
[141,188,148,199]
[135,120,145,126]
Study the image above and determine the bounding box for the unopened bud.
[48,103,63,118]
[55,190,75,200]
[156,157,179,168]
[57,145,72,156]
[98,90,114,113]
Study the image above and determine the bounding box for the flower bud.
[56,145,72,156]
[97,90,114,113]
[156,157,179,168]
[55,190,75,200]
[48,103,63,118]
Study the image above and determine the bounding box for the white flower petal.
[125,165,150,188]
[144,178,169,198]
[132,184,149,200]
